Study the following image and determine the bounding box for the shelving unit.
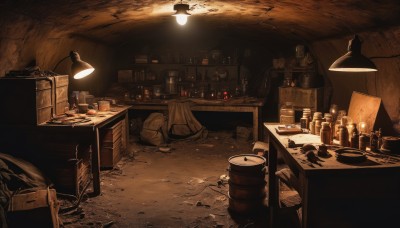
[118,62,241,98]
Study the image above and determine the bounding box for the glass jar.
[320,122,332,144]
[280,102,295,124]
[315,119,322,136]
[310,112,322,135]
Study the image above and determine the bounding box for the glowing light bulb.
[172,3,190,26]
[176,14,188,25]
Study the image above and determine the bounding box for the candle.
[330,104,338,121]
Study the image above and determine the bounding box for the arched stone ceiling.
[2,0,400,45]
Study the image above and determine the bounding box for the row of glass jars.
[301,108,372,150]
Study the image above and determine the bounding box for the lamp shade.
[172,3,190,26]
[329,35,377,72]
[69,51,95,79]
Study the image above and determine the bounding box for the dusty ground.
[59,130,299,228]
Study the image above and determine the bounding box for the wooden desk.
[37,105,130,196]
[264,123,400,228]
[128,98,264,141]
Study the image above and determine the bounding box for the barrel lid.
[228,154,265,166]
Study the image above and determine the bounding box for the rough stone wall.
[0,15,115,96]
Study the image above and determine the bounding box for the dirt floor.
[59,130,300,228]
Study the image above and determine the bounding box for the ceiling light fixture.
[172,1,190,26]
[329,35,378,72]
[53,51,95,79]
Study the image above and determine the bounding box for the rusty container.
[228,154,266,214]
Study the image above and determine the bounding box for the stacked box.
[100,118,127,168]
[0,75,69,125]
[38,143,91,196]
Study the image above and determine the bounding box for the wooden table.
[128,98,264,141]
[37,105,130,196]
[264,123,400,228]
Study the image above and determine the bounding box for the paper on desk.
[287,134,321,145]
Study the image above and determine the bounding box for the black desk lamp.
[53,51,95,79]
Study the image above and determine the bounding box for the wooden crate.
[35,142,92,196]
[102,120,123,147]
[279,86,323,112]
[100,137,122,168]
[0,75,69,125]
[100,118,127,168]
[7,188,60,228]
[47,159,91,196]
[53,75,69,116]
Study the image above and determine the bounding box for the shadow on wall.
[376,103,398,136]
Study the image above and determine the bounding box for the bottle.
[339,125,349,147]
[350,131,359,149]
[359,133,367,151]
[320,122,332,144]
[370,131,378,152]
[377,128,383,150]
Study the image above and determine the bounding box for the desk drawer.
[100,137,122,169]
[102,120,123,144]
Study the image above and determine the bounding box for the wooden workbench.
[127,97,265,141]
[264,123,400,228]
[0,105,130,197]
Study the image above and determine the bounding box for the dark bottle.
[377,128,383,150]
[349,123,359,149]
[350,131,359,149]
[339,125,349,147]
[370,131,378,152]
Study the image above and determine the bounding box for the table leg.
[89,127,101,197]
[253,107,259,141]
[268,137,278,228]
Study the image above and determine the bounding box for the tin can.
[98,100,110,111]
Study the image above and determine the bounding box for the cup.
[78,103,89,113]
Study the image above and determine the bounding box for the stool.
[252,141,269,159]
